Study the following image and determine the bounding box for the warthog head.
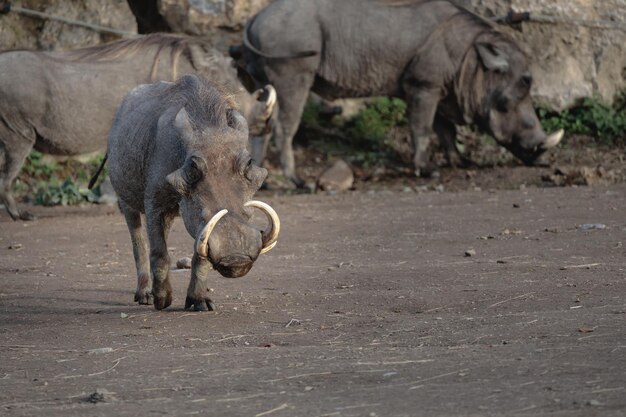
[465,32,563,165]
[166,106,279,278]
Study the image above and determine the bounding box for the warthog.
[101,74,279,311]
[0,34,275,220]
[234,0,564,186]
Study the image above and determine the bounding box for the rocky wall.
[0,0,136,51]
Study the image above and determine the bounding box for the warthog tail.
[88,153,108,190]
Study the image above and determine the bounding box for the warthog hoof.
[9,210,34,221]
[414,166,439,179]
[152,281,173,310]
[19,211,35,221]
[185,296,216,312]
[134,273,153,305]
[134,288,153,305]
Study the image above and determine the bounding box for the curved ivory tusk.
[264,85,277,111]
[544,129,564,149]
[195,209,229,258]
[263,84,276,120]
[245,200,280,254]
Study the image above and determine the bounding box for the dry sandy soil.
[1,182,625,416]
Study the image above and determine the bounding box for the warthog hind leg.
[0,135,35,221]
[119,200,153,305]
[184,253,215,312]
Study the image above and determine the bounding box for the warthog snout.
[215,254,254,278]
[510,128,565,166]
[194,200,281,278]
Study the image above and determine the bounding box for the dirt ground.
[1,178,625,416]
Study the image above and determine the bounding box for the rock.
[159,0,272,34]
[316,160,354,192]
[465,249,476,257]
[176,257,193,269]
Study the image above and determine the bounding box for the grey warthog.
[100,74,280,311]
[0,34,275,220]
[234,0,564,186]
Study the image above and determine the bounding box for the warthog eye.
[520,74,532,90]
[494,93,509,113]
[184,156,204,185]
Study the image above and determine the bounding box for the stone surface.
[316,160,354,192]
[468,0,626,109]
[158,0,272,33]
[0,0,136,51]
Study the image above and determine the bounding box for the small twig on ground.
[285,318,301,328]
[255,403,289,417]
[87,357,125,376]
[408,368,469,389]
[217,335,250,342]
[264,372,333,383]
[488,292,535,308]
[0,344,36,349]
[177,313,201,319]
[560,263,601,270]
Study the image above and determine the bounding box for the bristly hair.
[58,33,193,63]
[159,74,236,131]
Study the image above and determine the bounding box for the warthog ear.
[166,168,187,195]
[174,107,194,144]
[476,43,509,73]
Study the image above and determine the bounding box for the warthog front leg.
[265,63,317,188]
[146,209,175,310]
[119,201,152,305]
[184,253,215,312]
[434,115,473,169]
[406,88,441,178]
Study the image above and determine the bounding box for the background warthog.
[105,74,280,311]
[0,34,275,221]
[234,0,564,186]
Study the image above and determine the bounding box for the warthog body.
[106,74,280,311]
[236,0,563,186]
[0,34,275,220]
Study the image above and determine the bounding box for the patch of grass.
[299,97,408,167]
[33,177,98,206]
[537,94,626,144]
[16,150,104,206]
[349,97,407,143]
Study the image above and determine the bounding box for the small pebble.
[579,223,607,230]
[176,257,192,269]
[465,249,476,257]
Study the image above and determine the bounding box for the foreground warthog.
[103,74,280,311]
[235,0,564,186]
[0,34,275,221]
